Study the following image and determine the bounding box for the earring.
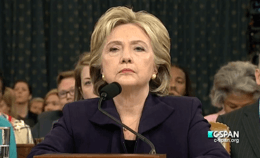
[102,74,105,80]
[152,74,156,79]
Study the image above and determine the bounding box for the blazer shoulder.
[217,106,245,124]
[159,95,202,108]
[38,111,63,120]
[218,101,258,122]
[64,98,100,117]
[156,95,203,117]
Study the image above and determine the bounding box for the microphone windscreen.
[99,82,122,99]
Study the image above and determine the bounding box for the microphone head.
[99,82,122,100]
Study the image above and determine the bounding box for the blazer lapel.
[89,94,175,132]
[138,94,175,134]
[89,99,122,128]
[242,102,260,157]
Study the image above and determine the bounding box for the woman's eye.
[84,81,91,85]
[177,81,184,84]
[109,47,119,52]
[135,47,145,51]
[228,104,237,109]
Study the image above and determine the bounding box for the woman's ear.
[255,69,260,85]
[153,64,158,75]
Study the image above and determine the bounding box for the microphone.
[99,82,122,100]
[98,82,157,154]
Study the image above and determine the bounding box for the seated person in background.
[216,62,260,158]
[28,6,229,158]
[0,87,16,118]
[204,61,260,122]
[29,97,44,115]
[74,52,98,101]
[0,72,26,157]
[13,80,37,127]
[43,89,61,112]
[32,71,75,139]
[0,88,34,144]
[0,117,17,158]
[169,64,193,96]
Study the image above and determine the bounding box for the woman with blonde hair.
[43,89,61,112]
[74,52,97,101]
[0,87,17,118]
[0,87,34,144]
[28,6,229,158]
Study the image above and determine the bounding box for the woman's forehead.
[105,24,151,45]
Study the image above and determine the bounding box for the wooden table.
[17,144,35,158]
[34,154,166,158]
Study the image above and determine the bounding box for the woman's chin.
[116,80,137,87]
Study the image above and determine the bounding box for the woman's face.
[30,101,44,115]
[44,94,61,112]
[223,93,256,113]
[102,24,157,89]
[14,82,31,104]
[80,65,97,99]
[0,100,10,115]
[169,66,186,96]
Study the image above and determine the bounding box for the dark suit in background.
[31,110,63,138]
[217,102,260,158]
[28,94,229,158]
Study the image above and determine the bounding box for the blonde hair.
[43,89,59,111]
[210,61,260,108]
[74,52,91,101]
[90,6,171,96]
[2,87,17,118]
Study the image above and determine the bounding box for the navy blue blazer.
[28,94,229,158]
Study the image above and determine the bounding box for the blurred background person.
[216,62,260,158]
[57,71,75,108]
[0,87,17,120]
[29,97,44,115]
[32,70,75,139]
[0,74,34,144]
[74,52,98,101]
[13,80,37,127]
[0,71,17,158]
[205,61,260,122]
[0,116,17,158]
[169,64,193,96]
[0,87,17,118]
[43,89,61,112]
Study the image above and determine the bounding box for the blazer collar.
[89,93,175,133]
[242,101,260,157]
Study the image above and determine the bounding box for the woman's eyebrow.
[130,40,148,46]
[106,41,123,46]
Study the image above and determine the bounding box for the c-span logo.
[208,130,239,143]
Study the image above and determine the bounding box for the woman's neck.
[113,85,149,119]
[15,102,28,118]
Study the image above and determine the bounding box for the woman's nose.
[121,49,132,64]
